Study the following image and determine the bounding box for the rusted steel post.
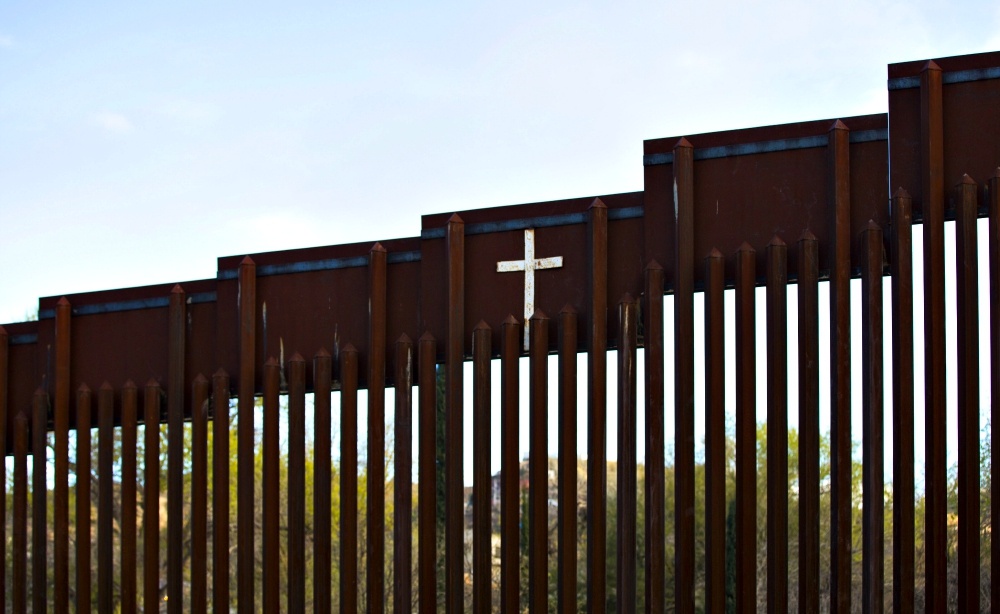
[32,387,48,614]
[672,138,695,614]
[341,344,360,614]
[211,369,231,614]
[558,305,579,614]
[529,310,550,614]
[472,323,492,614]
[54,297,71,614]
[368,242,388,614]
[313,349,333,614]
[890,188,915,614]
[444,213,465,614]
[955,176,981,614]
[98,382,115,613]
[861,221,885,614]
[797,232,820,614]
[644,262,665,614]
[919,60,947,614]
[191,375,209,614]
[394,335,414,614]
[288,353,307,614]
[237,255,256,614]
[417,333,438,614]
[499,318,520,614]
[122,380,138,614]
[587,198,608,614]
[989,169,1000,614]
[734,242,756,614]
[0,325,7,610]
[76,384,93,614]
[703,251,725,614]
[167,285,185,614]
[827,118,852,614]
[617,296,638,614]
[144,380,162,614]
[13,410,28,614]
[766,237,788,614]
[262,358,280,613]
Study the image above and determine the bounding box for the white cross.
[496,229,563,350]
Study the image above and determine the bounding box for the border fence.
[2,50,1000,614]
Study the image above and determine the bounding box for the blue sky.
[3,1,1000,483]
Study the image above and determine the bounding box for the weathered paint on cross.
[496,228,564,349]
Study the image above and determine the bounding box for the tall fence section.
[3,50,1000,613]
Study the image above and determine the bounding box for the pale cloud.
[94,112,133,133]
[0,35,13,47]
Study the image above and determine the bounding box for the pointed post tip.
[314,347,331,358]
[559,303,577,315]
[123,379,136,389]
[991,167,1000,179]
[57,296,71,306]
[502,314,519,326]
[768,235,786,248]
[146,378,160,388]
[240,255,255,266]
[645,259,664,270]
[171,284,185,294]
[959,173,977,185]
[529,309,549,321]
[418,331,436,342]
[213,368,229,378]
[620,292,635,304]
[396,333,413,344]
[193,373,208,383]
[264,357,279,367]
[893,186,912,199]
[78,383,91,393]
[799,230,818,242]
[706,248,724,259]
[370,242,387,253]
[100,381,114,391]
[474,320,491,331]
[589,197,607,210]
[736,241,756,253]
[342,342,358,353]
[923,59,941,72]
[674,136,693,149]
[446,213,464,224]
[829,119,849,132]
[866,219,882,231]
[289,352,305,363]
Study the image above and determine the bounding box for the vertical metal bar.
[734,243,756,614]
[32,387,48,614]
[919,61,947,614]
[288,353,307,614]
[955,176,980,614]
[212,370,231,614]
[617,296,638,614]
[445,214,466,614]
[472,323,492,614]
[704,250,725,614]
[418,334,438,614]
[76,384,93,614]
[237,255,256,614]
[394,335,414,614]
[499,318,520,614]
[558,305,579,614]
[890,188,915,614]
[0,326,7,611]
[861,221,885,614]
[191,375,209,614]
[54,297,71,614]
[644,262,665,614]
[529,310,550,614]
[797,232,820,614]
[341,345,360,614]
[262,358,280,613]
[672,138,695,614]
[765,237,788,614]
[827,119,852,614]
[167,285,185,614]
[14,410,28,614]
[122,381,138,614]
[144,380,162,614]
[98,382,115,614]
[314,349,333,614]
[587,198,608,614]
[989,169,1000,614]
[368,243,388,614]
